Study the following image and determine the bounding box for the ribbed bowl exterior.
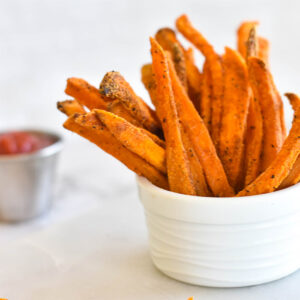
[137,176,300,287]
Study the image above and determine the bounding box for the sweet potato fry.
[107,100,142,128]
[243,27,264,186]
[57,99,86,116]
[64,112,168,189]
[244,96,263,186]
[99,71,161,134]
[176,14,223,146]
[199,60,212,131]
[245,26,286,144]
[155,28,188,89]
[141,64,158,107]
[184,47,203,111]
[166,52,234,197]
[248,57,283,170]
[280,155,300,189]
[107,100,165,148]
[258,37,270,64]
[95,109,166,174]
[65,78,109,110]
[237,21,259,59]
[238,93,300,196]
[219,47,251,190]
[150,37,196,195]
[180,126,211,196]
[237,21,270,64]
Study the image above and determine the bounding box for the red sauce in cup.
[0,131,54,155]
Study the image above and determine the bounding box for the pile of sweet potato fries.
[57,15,300,197]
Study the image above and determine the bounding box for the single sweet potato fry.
[107,100,165,148]
[184,47,203,111]
[237,21,259,59]
[279,155,300,189]
[245,27,286,144]
[166,52,234,197]
[258,37,270,64]
[107,100,142,127]
[237,21,270,64]
[65,78,109,110]
[244,96,263,186]
[243,27,264,186]
[57,99,86,116]
[64,112,168,189]
[99,71,160,134]
[248,57,283,170]
[155,28,188,89]
[150,37,196,195]
[180,125,211,196]
[238,93,300,196]
[95,109,166,174]
[199,60,212,131]
[176,14,223,146]
[141,64,158,107]
[219,47,251,190]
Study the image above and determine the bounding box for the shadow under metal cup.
[0,130,63,222]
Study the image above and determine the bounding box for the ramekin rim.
[0,129,63,162]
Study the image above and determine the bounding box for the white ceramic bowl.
[137,176,300,287]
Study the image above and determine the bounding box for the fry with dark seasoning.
[244,96,263,186]
[64,112,168,189]
[65,78,109,110]
[219,47,251,190]
[248,57,283,171]
[95,109,166,174]
[107,100,143,128]
[166,51,234,197]
[99,71,161,134]
[150,37,197,195]
[155,27,188,89]
[176,14,223,147]
[238,93,300,196]
[57,99,86,116]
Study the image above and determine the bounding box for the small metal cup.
[0,130,63,222]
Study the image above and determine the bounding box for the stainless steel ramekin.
[0,129,63,222]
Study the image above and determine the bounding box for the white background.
[1,0,300,299]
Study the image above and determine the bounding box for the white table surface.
[1,0,300,298]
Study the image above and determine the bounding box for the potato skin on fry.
[150,37,197,196]
[238,93,300,196]
[65,78,109,110]
[57,100,86,116]
[166,50,234,197]
[219,47,251,190]
[64,112,168,190]
[99,71,160,134]
[95,109,166,174]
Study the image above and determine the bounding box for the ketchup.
[0,131,53,155]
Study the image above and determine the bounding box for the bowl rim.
[136,175,299,202]
[0,129,63,162]
[137,176,300,223]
